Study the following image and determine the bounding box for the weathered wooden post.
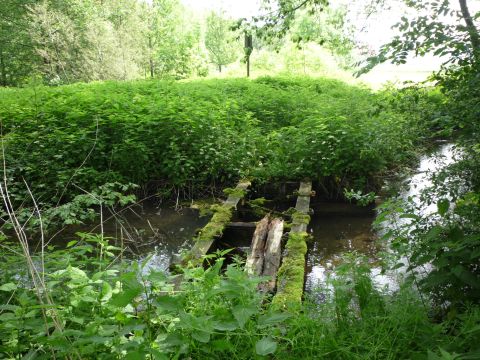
[244,33,253,77]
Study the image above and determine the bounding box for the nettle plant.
[1,182,138,235]
[375,165,480,310]
[0,236,290,359]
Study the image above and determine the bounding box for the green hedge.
[0,76,430,205]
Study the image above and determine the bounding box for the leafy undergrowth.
[0,76,439,212]
[1,236,478,359]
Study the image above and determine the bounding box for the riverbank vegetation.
[0,77,438,228]
[1,0,480,358]
[1,236,480,359]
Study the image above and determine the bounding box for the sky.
[179,0,480,84]
[180,0,412,48]
[181,0,261,19]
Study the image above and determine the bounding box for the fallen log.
[245,215,269,276]
[259,218,284,293]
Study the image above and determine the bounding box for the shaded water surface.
[304,204,385,292]
[305,142,458,292]
[68,203,210,272]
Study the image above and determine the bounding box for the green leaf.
[232,305,257,328]
[211,339,234,351]
[258,312,291,326]
[213,320,238,331]
[192,330,211,343]
[0,283,16,292]
[155,296,181,313]
[110,287,142,307]
[0,312,16,321]
[147,271,168,283]
[399,213,420,220]
[437,199,450,216]
[391,262,406,270]
[100,282,112,302]
[125,351,145,360]
[255,337,277,356]
[451,265,479,288]
[150,349,169,360]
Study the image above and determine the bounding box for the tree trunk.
[459,0,480,57]
[148,36,154,78]
[0,47,7,86]
[149,58,154,78]
[218,64,222,72]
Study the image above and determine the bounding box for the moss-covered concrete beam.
[272,181,312,309]
[185,180,251,263]
[291,181,312,233]
[271,231,309,307]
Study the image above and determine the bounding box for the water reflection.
[304,206,396,292]
[403,143,457,215]
[65,203,210,272]
[305,143,458,294]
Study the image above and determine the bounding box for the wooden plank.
[226,222,257,229]
[186,180,251,263]
[245,215,269,276]
[259,218,284,293]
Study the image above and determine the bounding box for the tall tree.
[0,0,37,86]
[290,5,354,67]
[459,0,480,55]
[249,0,329,41]
[143,0,207,79]
[359,0,480,74]
[205,11,238,73]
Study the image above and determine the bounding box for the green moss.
[196,204,234,242]
[247,197,271,218]
[292,211,310,225]
[283,207,297,217]
[272,232,309,309]
[223,187,247,198]
[190,198,218,216]
[249,197,269,206]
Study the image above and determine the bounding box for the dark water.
[304,143,458,292]
[60,202,211,272]
[304,204,393,292]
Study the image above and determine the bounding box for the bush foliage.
[0,77,435,207]
[1,237,479,359]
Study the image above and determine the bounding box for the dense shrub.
[0,77,430,207]
[1,239,479,359]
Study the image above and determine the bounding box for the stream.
[63,143,457,290]
[63,203,211,272]
[305,142,458,292]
